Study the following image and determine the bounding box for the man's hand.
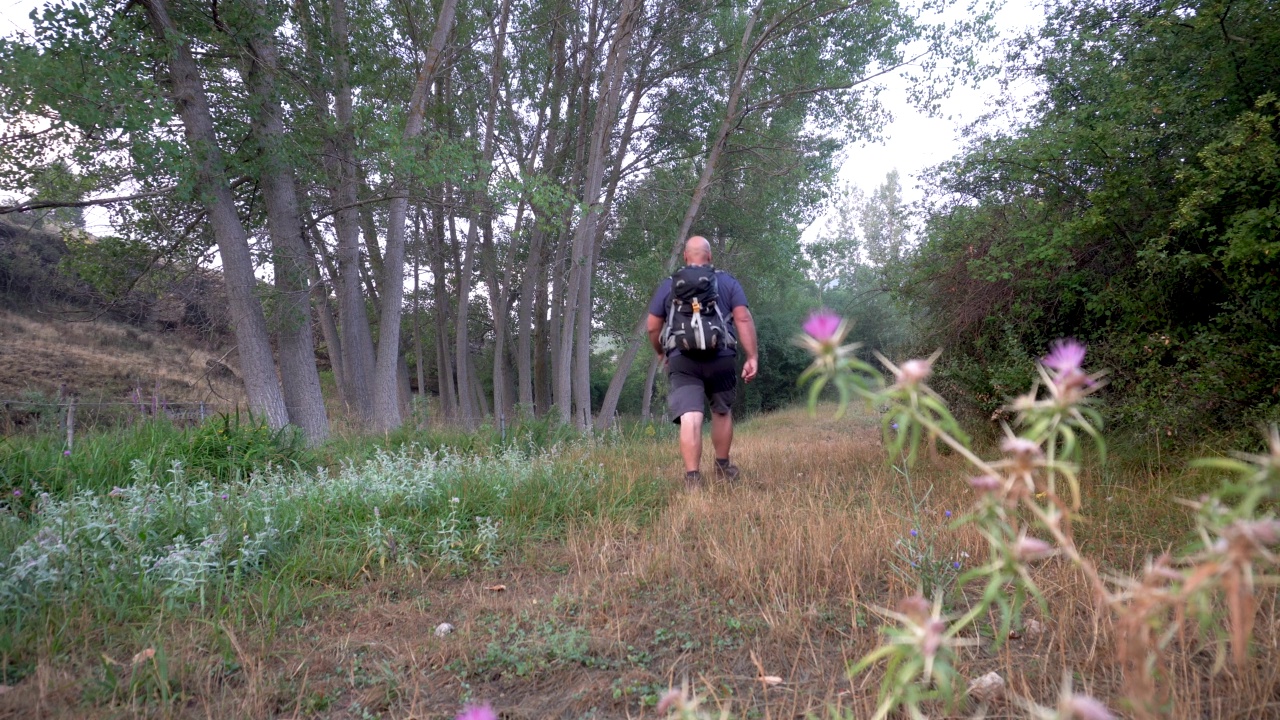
[742,356,758,383]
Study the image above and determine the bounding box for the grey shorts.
[667,353,737,423]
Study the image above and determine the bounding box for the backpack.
[662,265,737,357]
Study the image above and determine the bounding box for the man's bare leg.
[679,411,704,473]
[711,410,733,460]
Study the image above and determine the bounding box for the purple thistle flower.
[1042,338,1086,374]
[802,310,842,343]
[63,449,72,457]
[220,493,229,500]
[455,703,496,720]
[12,489,21,498]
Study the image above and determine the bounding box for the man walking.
[647,236,759,490]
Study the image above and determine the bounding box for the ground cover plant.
[2,375,1276,719]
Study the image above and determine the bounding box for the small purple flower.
[952,561,961,569]
[1042,338,1086,374]
[220,493,229,500]
[890,422,899,430]
[944,510,952,518]
[802,310,842,343]
[455,703,496,720]
[12,489,21,498]
[910,528,918,537]
[63,449,72,457]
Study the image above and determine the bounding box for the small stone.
[967,671,1005,702]
[434,622,455,637]
[1024,618,1046,636]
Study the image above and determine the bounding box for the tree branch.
[0,188,175,215]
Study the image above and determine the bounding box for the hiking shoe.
[684,471,705,491]
[714,460,740,483]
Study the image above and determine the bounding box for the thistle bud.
[1066,694,1116,720]
[899,358,932,386]
[1014,536,1055,562]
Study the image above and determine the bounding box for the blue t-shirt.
[648,267,748,358]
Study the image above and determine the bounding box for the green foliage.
[0,414,305,498]
[906,0,1280,441]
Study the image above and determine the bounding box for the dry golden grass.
[4,405,1278,719]
[0,307,244,408]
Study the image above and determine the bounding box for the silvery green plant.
[432,498,466,568]
[0,444,567,619]
[797,309,1280,719]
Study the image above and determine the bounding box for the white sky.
[1,0,1047,240]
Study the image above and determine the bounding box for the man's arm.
[647,313,665,358]
[732,305,758,382]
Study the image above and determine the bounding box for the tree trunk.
[372,0,459,432]
[555,0,641,427]
[307,224,351,412]
[430,197,458,420]
[329,0,377,425]
[413,210,427,412]
[140,0,288,429]
[241,2,330,444]
[640,353,658,422]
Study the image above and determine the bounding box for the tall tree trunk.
[139,0,288,429]
[532,249,551,417]
[307,225,349,411]
[448,188,478,423]
[372,0,459,431]
[329,0,377,425]
[555,0,641,427]
[241,2,330,444]
[589,50,650,432]
[413,210,427,410]
[430,197,458,420]
[516,20,564,416]
[474,0,513,423]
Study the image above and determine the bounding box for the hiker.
[646,235,759,490]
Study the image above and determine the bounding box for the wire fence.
[1,394,236,441]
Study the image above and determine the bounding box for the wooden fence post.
[64,397,77,453]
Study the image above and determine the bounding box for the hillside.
[0,214,246,422]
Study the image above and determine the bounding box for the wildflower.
[945,510,952,518]
[899,359,932,386]
[875,349,944,396]
[656,688,684,714]
[969,475,1002,493]
[1066,694,1116,720]
[1001,436,1043,458]
[11,489,21,498]
[455,703,496,720]
[109,487,126,498]
[450,497,460,504]
[953,561,961,569]
[1014,536,1056,562]
[802,310,842,343]
[63,449,71,457]
[1042,338,1086,375]
[910,528,918,537]
[220,493,229,500]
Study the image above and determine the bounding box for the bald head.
[683,235,712,266]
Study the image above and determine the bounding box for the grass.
[0,405,1275,718]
